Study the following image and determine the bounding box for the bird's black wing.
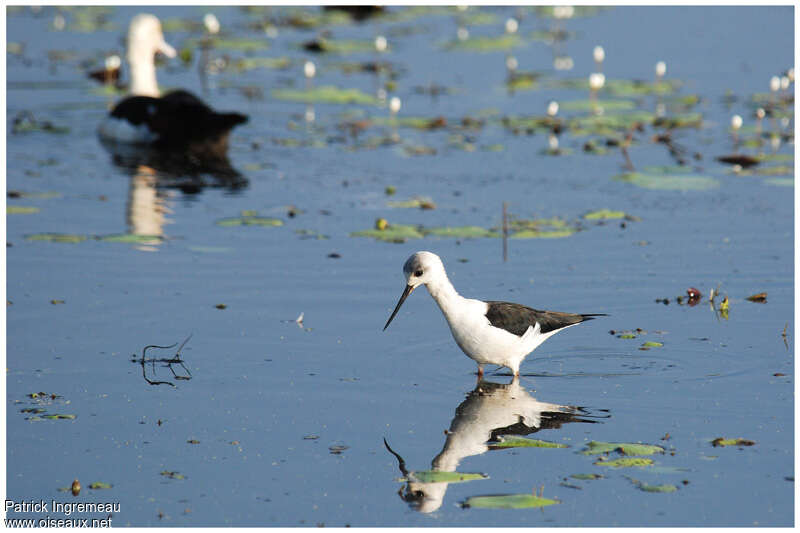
[485,301,605,337]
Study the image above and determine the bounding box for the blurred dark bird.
[98,14,247,159]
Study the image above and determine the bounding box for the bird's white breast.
[97,116,156,144]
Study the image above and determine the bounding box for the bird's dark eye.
[414,269,423,277]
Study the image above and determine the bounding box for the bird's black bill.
[383,284,415,330]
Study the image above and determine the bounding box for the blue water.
[6,5,794,526]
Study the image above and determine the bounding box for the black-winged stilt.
[383,251,605,377]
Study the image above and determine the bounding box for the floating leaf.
[160,471,185,480]
[98,234,164,243]
[272,85,377,105]
[88,482,112,489]
[745,292,767,303]
[613,172,719,191]
[462,493,559,509]
[628,477,678,493]
[233,56,291,71]
[25,233,87,243]
[583,209,627,220]
[595,457,654,468]
[350,223,424,242]
[216,216,283,227]
[41,414,76,420]
[489,436,567,449]
[641,341,663,348]
[643,165,694,174]
[511,229,575,239]
[188,36,270,51]
[372,116,448,130]
[405,470,487,484]
[302,38,378,54]
[571,473,603,480]
[7,190,62,199]
[7,206,40,214]
[426,226,499,238]
[444,34,524,52]
[711,437,755,447]
[560,99,637,112]
[582,441,664,456]
[387,196,436,209]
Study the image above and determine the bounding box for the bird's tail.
[211,112,248,133]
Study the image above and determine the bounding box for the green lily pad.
[643,165,694,174]
[233,57,291,71]
[613,172,719,191]
[582,441,665,456]
[606,78,680,96]
[216,216,283,227]
[350,224,424,243]
[489,436,567,449]
[88,482,112,489]
[25,233,87,243]
[303,38,378,54]
[755,153,794,163]
[571,473,603,480]
[511,229,575,238]
[272,85,377,105]
[7,206,40,214]
[502,115,558,133]
[506,73,540,91]
[387,196,436,209]
[628,477,678,493]
[426,226,500,238]
[641,341,663,348]
[190,37,270,51]
[160,471,185,480]
[583,209,627,220]
[653,113,703,129]
[371,116,449,130]
[560,99,637,112]
[734,165,794,176]
[404,470,487,484]
[444,34,524,52]
[462,493,559,509]
[7,190,62,199]
[459,10,499,25]
[98,234,164,243]
[569,111,656,134]
[595,457,654,468]
[711,437,755,447]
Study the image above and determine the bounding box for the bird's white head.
[384,251,446,330]
[403,251,445,288]
[128,14,176,62]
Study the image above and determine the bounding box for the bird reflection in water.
[101,139,248,251]
[385,378,608,513]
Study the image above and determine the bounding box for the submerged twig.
[620,131,635,171]
[502,202,508,262]
[137,335,193,386]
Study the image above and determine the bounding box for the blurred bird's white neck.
[129,52,159,97]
